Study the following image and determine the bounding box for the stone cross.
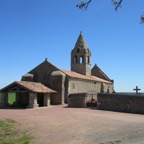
[133,86,141,94]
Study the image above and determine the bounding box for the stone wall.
[71,63,91,76]
[68,79,113,94]
[22,60,59,87]
[69,79,100,94]
[68,93,87,108]
[97,93,144,114]
[50,71,66,105]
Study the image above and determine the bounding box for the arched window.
[80,56,83,63]
[73,55,78,64]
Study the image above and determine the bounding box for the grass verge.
[0,119,33,144]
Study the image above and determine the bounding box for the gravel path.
[0,105,144,144]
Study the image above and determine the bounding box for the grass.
[8,93,15,105]
[0,93,16,105]
[0,119,33,144]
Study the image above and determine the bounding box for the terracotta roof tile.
[0,81,56,93]
[61,70,112,84]
[15,81,56,93]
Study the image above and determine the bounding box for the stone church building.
[0,33,114,108]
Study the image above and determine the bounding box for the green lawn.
[0,93,16,105]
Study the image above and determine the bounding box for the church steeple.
[74,32,89,50]
[71,32,91,76]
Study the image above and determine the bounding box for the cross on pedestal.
[133,86,141,94]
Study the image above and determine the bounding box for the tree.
[76,0,144,24]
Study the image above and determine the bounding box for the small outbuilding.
[0,81,56,108]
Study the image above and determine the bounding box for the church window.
[73,56,78,64]
[77,49,80,53]
[80,56,83,63]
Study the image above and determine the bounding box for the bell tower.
[71,32,91,76]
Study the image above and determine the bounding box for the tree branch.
[76,0,92,9]
[77,0,123,10]
[76,0,143,24]
[140,13,144,24]
[112,0,123,11]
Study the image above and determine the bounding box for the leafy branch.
[76,0,144,24]
[76,0,123,10]
[112,0,123,11]
[76,0,92,9]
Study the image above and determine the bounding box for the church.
[0,33,114,108]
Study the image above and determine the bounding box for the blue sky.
[0,0,143,92]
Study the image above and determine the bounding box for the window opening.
[80,56,83,63]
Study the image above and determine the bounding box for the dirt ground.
[0,105,144,144]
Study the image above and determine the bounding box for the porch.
[0,81,56,108]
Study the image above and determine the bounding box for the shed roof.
[0,81,56,93]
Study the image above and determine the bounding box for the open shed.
[0,81,56,108]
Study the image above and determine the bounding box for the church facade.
[0,33,114,108]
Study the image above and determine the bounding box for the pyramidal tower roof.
[74,32,89,50]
